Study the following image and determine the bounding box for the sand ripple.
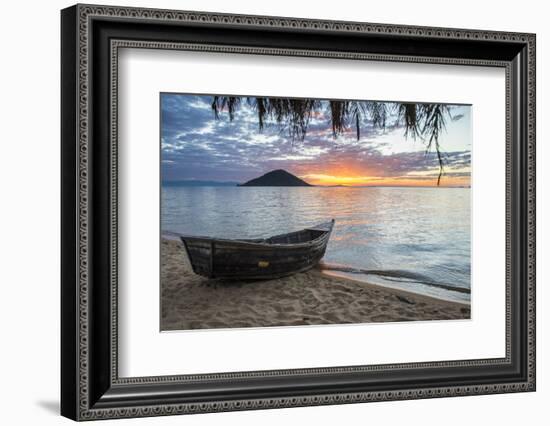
[161,239,470,331]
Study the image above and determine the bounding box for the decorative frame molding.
[61,3,535,421]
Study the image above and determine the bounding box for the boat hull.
[180,220,334,280]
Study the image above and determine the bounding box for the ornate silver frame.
[61,4,536,421]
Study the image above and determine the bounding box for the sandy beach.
[161,238,470,331]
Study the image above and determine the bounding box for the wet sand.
[161,238,470,331]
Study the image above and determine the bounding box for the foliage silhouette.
[211,96,453,185]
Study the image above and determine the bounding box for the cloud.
[160,94,471,185]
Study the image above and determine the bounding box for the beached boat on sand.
[180,220,334,280]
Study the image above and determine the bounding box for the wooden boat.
[180,219,335,280]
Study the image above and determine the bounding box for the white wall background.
[0,0,546,424]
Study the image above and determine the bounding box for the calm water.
[162,186,471,303]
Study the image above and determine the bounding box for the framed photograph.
[61,4,536,421]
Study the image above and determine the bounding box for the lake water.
[162,186,471,303]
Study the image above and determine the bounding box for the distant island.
[239,169,312,187]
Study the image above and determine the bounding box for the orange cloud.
[300,173,470,187]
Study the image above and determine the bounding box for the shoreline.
[162,232,470,305]
[320,269,470,307]
[161,238,470,331]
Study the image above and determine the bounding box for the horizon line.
[162,180,470,189]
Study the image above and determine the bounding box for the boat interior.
[265,229,327,245]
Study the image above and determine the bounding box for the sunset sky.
[161,94,471,187]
